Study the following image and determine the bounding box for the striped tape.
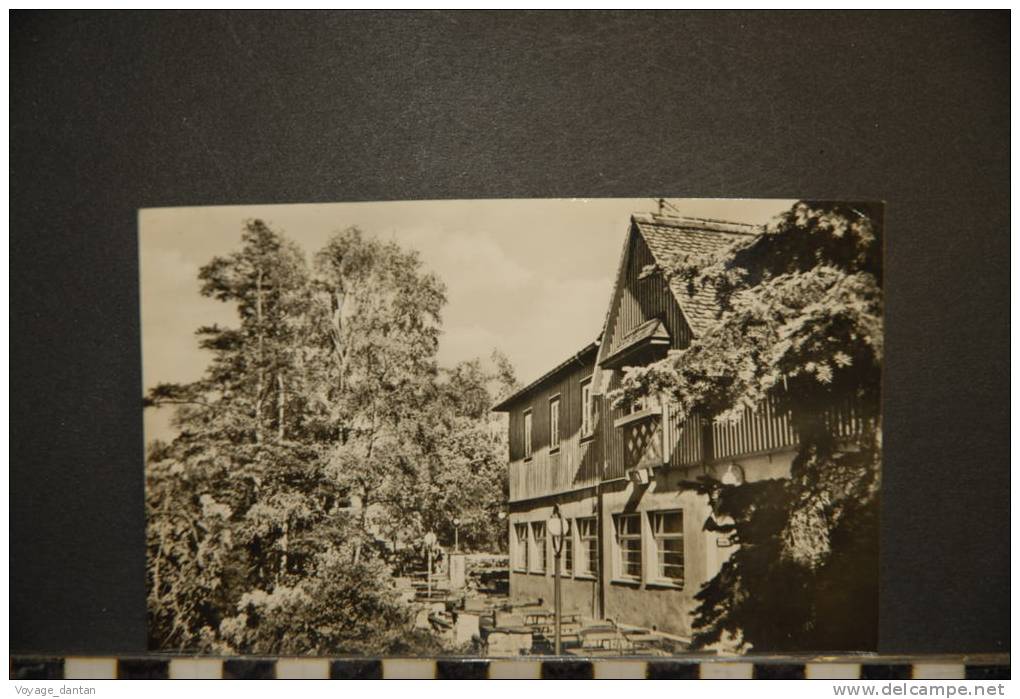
[9,657,1010,680]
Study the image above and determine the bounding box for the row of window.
[522,377,596,460]
[511,510,685,586]
[512,517,599,577]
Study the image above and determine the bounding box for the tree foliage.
[375,352,517,553]
[614,201,883,652]
[146,220,514,653]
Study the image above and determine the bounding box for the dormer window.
[600,318,671,371]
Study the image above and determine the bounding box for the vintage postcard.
[141,198,883,657]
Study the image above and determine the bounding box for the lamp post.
[497,511,508,555]
[547,505,568,655]
[453,517,461,553]
[423,531,437,600]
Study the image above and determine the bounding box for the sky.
[140,198,795,444]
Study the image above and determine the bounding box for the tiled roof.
[494,213,765,408]
[631,213,761,336]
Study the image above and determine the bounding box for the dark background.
[10,11,1009,655]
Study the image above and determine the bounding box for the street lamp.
[497,511,508,555]
[547,504,569,655]
[453,517,461,553]
[721,462,745,486]
[423,531,437,600]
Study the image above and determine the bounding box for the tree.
[372,351,518,555]
[218,552,418,656]
[145,219,517,654]
[194,218,312,443]
[614,201,883,652]
[145,220,324,650]
[144,220,425,652]
[310,226,447,562]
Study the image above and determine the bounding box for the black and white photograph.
[141,197,883,658]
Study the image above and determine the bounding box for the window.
[530,522,547,573]
[614,513,642,580]
[577,517,598,576]
[549,397,561,451]
[523,410,533,459]
[581,378,594,437]
[560,520,572,575]
[651,510,684,584]
[513,523,529,571]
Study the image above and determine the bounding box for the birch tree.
[311,227,446,560]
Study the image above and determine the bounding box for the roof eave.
[599,337,671,370]
[491,341,599,412]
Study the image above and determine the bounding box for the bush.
[220,551,417,655]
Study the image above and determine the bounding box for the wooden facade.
[605,232,694,360]
[505,345,602,503]
[496,213,872,636]
[498,217,867,503]
[599,231,699,481]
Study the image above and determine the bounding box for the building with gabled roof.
[493,211,865,641]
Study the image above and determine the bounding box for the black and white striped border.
[9,657,1010,680]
